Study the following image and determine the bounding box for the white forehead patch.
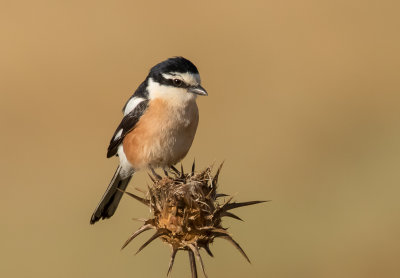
[124,97,145,116]
[162,72,201,86]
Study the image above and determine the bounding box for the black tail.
[90,166,133,224]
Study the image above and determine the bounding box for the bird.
[90,57,207,224]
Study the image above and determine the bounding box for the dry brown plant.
[121,162,266,277]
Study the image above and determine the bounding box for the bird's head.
[147,57,208,103]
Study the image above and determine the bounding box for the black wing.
[122,80,148,114]
[107,99,149,158]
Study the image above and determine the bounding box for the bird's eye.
[172,79,183,86]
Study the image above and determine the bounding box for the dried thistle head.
[121,162,266,278]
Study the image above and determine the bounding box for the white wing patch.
[114,129,123,140]
[124,97,145,116]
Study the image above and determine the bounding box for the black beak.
[189,85,208,96]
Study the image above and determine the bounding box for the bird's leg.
[150,167,162,180]
[169,165,180,175]
[163,168,169,177]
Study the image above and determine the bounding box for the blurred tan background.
[1,1,399,277]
